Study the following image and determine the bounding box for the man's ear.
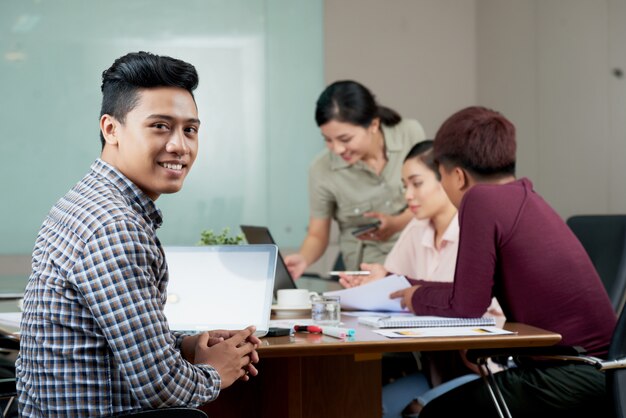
[100,114,119,146]
[448,166,468,191]
[457,167,473,191]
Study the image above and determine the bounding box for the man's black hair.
[99,51,199,148]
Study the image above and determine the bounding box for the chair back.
[607,305,626,418]
[566,215,626,315]
[0,331,19,417]
[114,407,208,417]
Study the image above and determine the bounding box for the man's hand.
[205,328,261,381]
[389,286,420,313]
[206,329,262,348]
[194,326,260,389]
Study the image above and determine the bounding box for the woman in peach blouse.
[339,139,458,288]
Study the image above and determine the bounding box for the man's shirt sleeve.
[410,189,497,317]
[70,219,221,407]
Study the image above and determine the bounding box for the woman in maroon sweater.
[392,106,617,417]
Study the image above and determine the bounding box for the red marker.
[293,325,322,333]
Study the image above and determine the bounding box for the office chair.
[566,214,626,315]
[0,337,206,418]
[0,385,208,418]
[467,303,626,418]
[0,335,19,418]
[114,407,207,417]
[0,379,16,418]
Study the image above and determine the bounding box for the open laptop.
[163,245,277,337]
[239,225,297,297]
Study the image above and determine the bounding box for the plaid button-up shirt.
[16,159,221,417]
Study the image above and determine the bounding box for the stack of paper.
[323,274,411,312]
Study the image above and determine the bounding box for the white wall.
[478,0,626,219]
[475,1,538,184]
[324,0,477,138]
[608,0,626,212]
[326,0,626,221]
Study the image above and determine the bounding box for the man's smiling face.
[100,86,200,200]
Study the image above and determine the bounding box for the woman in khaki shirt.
[285,80,425,277]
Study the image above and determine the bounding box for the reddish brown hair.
[433,106,516,177]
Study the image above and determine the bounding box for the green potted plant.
[198,227,244,245]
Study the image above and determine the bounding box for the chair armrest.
[113,407,207,417]
[0,293,24,301]
[0,378,16,399]
[469,344,626,374]
[0,336,20,351]
[600,357,626,371]
[466,345,587,367]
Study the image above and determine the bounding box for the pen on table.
[293,325,322,333]
[328,270,371,276]
[321,326,355,339]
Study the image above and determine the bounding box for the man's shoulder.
[469,179,532,203]
[50,174,142,239]
[459,179,534,228]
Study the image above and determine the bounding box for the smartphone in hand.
[351,220,381,237]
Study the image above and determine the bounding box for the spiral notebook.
[358,315,496,329]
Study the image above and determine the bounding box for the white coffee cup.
[276,289,318,307]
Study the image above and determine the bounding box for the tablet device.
[163,245,277,337]
[351,221,381,237]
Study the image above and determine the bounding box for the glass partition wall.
[0,0,324,258]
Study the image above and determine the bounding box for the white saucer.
[271,304,312,317]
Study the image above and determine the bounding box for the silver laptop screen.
[163,245,277,336]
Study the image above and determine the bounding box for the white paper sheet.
[373,326,515,338]
[341,311,415,317]
[0,312,21,328]
[0,311,22,335]
[323,274,412,312]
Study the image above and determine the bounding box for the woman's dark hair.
[433,106,516,177]
[404,140,440,180]
[99,51,199,148]
[315,80,401,128]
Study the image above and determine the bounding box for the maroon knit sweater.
[409,178,615,357]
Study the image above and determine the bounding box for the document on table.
[0,312,21,335]
[373,326,515,338]
[323,274,412,312]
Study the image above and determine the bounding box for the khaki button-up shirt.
[308,119,426,270]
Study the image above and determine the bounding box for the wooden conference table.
[201,314,561,418]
